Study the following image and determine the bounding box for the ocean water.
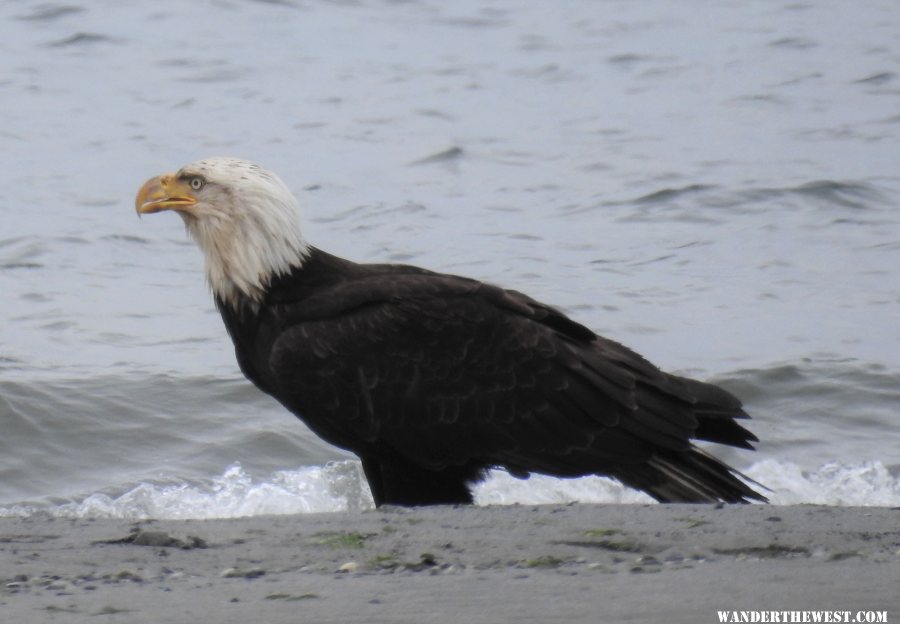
[1,0,899,518]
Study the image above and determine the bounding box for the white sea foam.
[0,462,372,520]
[477,459,900,508]
[744,459,900,507]
[474,472,655,506]
[1,459,897,520]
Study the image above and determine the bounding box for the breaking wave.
[1,459,897,520]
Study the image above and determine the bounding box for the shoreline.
[1,504,897,623]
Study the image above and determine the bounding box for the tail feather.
[679,376,761,450]
[694,414,758,449]
[616,448,767,504]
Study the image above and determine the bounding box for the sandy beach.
[1,503,897,623]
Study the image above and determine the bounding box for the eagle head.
[135,157,309,307]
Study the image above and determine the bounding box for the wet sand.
[1,504,897,623]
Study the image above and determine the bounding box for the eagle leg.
[360,453,481,507]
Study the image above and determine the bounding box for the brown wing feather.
[257,272,762,503]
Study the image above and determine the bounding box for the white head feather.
[174,157,310,307]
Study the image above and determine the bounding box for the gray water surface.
[1,0,898,514]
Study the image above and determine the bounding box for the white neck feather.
[180,159,310,308]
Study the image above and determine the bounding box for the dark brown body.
[217,247,764,506]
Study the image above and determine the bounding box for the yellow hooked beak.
[135,174,198,215]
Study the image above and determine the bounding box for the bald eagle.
[135,157,765,506]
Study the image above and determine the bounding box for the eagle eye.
[189,176,205,191]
